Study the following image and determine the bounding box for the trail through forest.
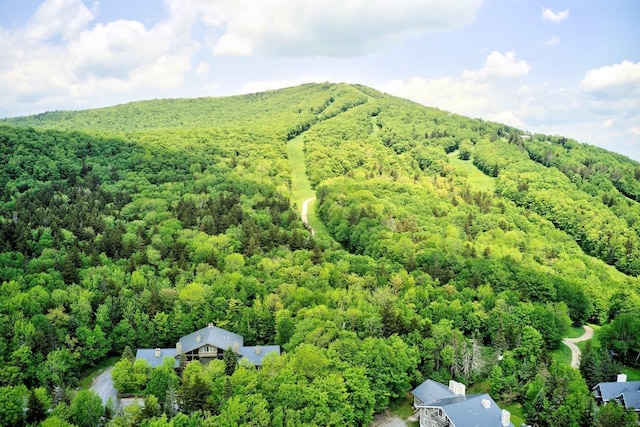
[286,132,323,239]
[301,196,316,236]
[563,325,594,369]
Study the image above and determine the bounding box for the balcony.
[427,412,450,427]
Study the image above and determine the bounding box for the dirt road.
[563,325,594,369]
[302,196,316,237]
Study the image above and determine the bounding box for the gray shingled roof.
[136,323,281,368]
[178,323,244,354]
[593,381,640,401]
[135,348,179,368]
[239,345,281,366]
[412,380,514,427]
[440,393,514,427]
[412,379,458,404]
[619,391,640,411]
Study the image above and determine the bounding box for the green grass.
[500,401,526,426]
[468,380,491,394]
[303,197,333,238]
[576,324,600,353]
[79,356,119,389]
[447,153,496,192]
[287,133,336,243]
[622,366,640,381]
[389,394,419,427]
[287,134,315,204]
[566,326,588,339]
[552,341,573,366]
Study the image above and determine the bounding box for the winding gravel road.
[563,325,594,369]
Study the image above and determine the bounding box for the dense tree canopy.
[1,83,639,425]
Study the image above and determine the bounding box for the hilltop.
[1,83,639,426]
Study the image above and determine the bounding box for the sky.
[1,0,639,159]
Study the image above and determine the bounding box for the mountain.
[1,83,639,426]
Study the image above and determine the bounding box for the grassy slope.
[447,151,496,192]
[286,133,332,239]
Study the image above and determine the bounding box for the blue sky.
[1,0,639,159]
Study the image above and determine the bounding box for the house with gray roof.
[136,322,280,369]
[593,374,640,413]
[412,379,514,427]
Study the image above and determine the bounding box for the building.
[411,379,514,427]
[593,374,640,413]
[136,322,281,369]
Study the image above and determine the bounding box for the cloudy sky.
[1,0,639,159]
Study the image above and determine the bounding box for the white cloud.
[580,60,640,97]
[214,32,254,56]
[381,50,529,121]
[543,36,560,46]
[630,127,640,137]
[462,51,531,80]
[195,62,210,76]
[541,7,569,23]
[381,76,491,118]
[197,0,483,57]
[517,82,549,95]
[0,0,200,115]
[26,0,94,41]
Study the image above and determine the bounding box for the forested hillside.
[1,83,639,426]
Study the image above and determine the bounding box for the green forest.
[1,83,639,426]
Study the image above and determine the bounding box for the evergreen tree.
[164,383,177,418]
[224,347,238,376]
[178,375,209,414]
[26,388,48,425]
[122,345,135,363]
[579,341,603,389]
[594,402,637,427]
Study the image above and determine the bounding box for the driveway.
[563,325,594,369]
[91,367,117,405]
[370,412,409,427]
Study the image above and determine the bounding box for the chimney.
[448,380,465,396]
[501,410,510,427]
[208,322,214,328]
[176,341,182,355]
[481,398,491,409]
[196,333,201,343]
[233,340,240,353]
[155,348,161,358]
[617,373,627,383]
[255,345,262,355]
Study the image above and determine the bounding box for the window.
[200,345,217,353]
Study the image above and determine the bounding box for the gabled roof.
[618,391,640,411]
[179,323,244,354]
[136,323,281,368]
[135,348,180,368]
[412,379,458,404]
[412,380,514,427]
[593,381,640,401]
[439,394,513,427]
[238,345,281,366]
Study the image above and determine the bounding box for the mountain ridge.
[1,81,639,426]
